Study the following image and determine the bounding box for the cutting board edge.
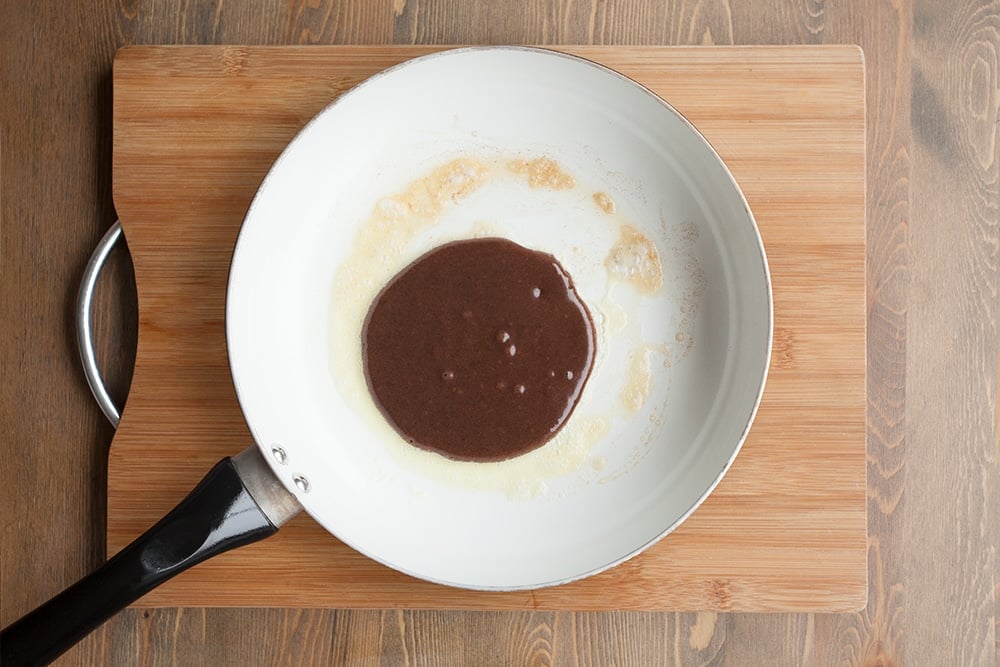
[109,45,868,611]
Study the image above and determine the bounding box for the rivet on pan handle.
[76,220,124,428]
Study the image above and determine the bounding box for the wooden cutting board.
[110,45,866,612]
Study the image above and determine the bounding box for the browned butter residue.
[370,158,488,228]
[593,191,616,214]
[621,346,653,414]
[508,157,575,190]
[604,224,663,294]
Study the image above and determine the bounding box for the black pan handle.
[0,457,276,667]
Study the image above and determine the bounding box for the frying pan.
[1,47,771,666]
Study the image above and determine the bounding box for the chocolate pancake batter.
[363,238,596,462]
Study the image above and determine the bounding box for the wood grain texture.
[0,0,123,637]
[2,0,997,665]
[810,0,913,665]
[908,0,999,665]
[106,44,866,613]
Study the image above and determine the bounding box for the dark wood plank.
[907,0,998,665]
[552,612,727,666]
[0,0,120,624]
[0,4,138,667]
[723,613,812,666]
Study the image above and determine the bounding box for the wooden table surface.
[1,1,995,665]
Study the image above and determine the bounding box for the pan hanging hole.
[293,474,310,493]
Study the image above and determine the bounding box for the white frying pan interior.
[226,47,772,590]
